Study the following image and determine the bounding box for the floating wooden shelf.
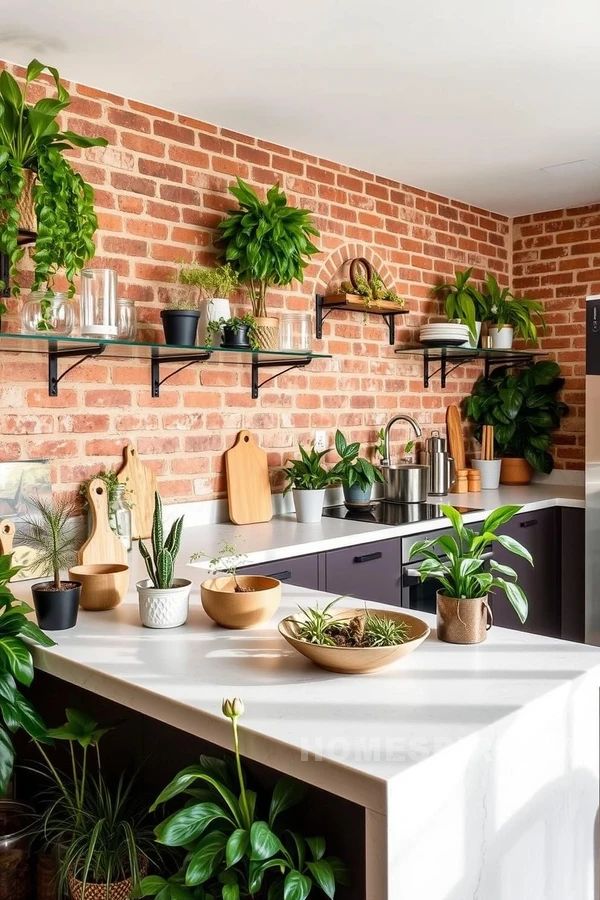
[395,346,547,388]
[315,293,408,345]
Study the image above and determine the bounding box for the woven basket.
[68,859,147,900]
[254,317,279,351]
[0,169,37,235]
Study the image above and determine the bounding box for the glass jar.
[80,268,118,339]
[21,291,74,335]
[0,801,35,900]
[279,313,313,352]
[108,484,132,552]
[117,298,137,341]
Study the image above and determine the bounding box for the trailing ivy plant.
[0,59,108,297]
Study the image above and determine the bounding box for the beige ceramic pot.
[69,564,129,611]
[436,592,493,644]
[278,608,430,674]
[254,316,279,351]
[500,457,533,485]
[201,575,281,629]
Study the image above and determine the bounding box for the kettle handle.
[447,455,457,490]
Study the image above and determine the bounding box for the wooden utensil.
[78,478,127,567]
[0,520,15,556]
[446,404,466,471]
[117,444,157,540]
[0,519,39,582]
[467,469,482,492]
[225,430,273,526]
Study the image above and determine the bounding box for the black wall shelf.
[316,293,408,345]
[395,346,546,388]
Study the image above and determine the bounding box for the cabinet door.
[491,508,560,637]
[325,539,401,606]
[560,507,585,643]
[238,554,320,590]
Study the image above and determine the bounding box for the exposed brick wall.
[512,207,591,470]
[1,60,513,500]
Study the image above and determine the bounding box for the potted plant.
[160,297,202,346]
[466,360,569,484]
[282,444,336,523]
[0,60,107,300]
[409,504,531,644]
[330,429,384,505]
[19,495,82,630]
[279,596,430,674]
[431,267,486,347]
[481,274,546,349]
[176,262,238,344]
[218,177,320,349]
[31,709,155,900]
[193,541,281,629]
[132,699,348,900]
[334,257,405,311]
[137,492,189,628]
[206,313,259,350]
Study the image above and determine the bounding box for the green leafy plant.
[374,429,414,461]
[18,494,80,589]
[330,429,384,491]
[0,60,108,298]
[165,296,202,311]
[78,468,123,508]
[138,492,184,590]
[0,552,54,794]
[31,709,155,896]
[218,178,320,318]
[282,445,336,493]
[431,267,486,341]
[340,271,405,309]
[292,596,410,648]
[177,262,239,299]
[190,541,248,591]
[466,360,569,473]
[206,314,259,351]
[481,274,546,345]
[133,699,348,900]
[408,504,531,622]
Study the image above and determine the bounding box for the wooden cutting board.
[78,478,128,566]
[446,404,466,472]
[225,430,273,525]
[0,519,40,582]
[117,444,157,540]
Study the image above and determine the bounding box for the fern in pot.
[283,444,337,523]
[137,492,189,628]
[330,429,383,506]
[408,505,531,644]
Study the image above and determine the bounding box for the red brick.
[139,159,183,182]
[121,133,166,157]
[153,120,195,145]
[111,172,156,196]
[169,146,211,168]
[108,108,151,133]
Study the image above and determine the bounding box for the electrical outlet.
[314,430,327,452]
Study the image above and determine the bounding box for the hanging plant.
[0,59,108,299]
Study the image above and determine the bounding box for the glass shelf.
[395,345,546,388]
[0,331,331,399]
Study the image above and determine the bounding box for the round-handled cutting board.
[117,444,157,540]
[78,478,127,566]
[225,431,273,525]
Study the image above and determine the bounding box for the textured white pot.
[292,489,326,523]
[472,458,502,490]
[136,578,192,628]
[489,325,514,349]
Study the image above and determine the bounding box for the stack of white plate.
[419,323,470,347]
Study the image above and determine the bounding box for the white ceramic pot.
[136,578,192,628]
[471,459,502,490]
[489,325,514,349]
[292,489,326,523]
[459,321,482,349]
[204,298,231,346]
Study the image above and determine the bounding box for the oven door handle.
[403,549,494,586]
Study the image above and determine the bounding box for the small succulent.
[138,492,184,590]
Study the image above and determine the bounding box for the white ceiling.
[2,0,600,216]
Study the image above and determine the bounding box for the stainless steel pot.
[380,464,429,503]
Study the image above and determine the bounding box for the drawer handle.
[519,519,538,528]
[353,552,383,564]
[266,570,292,581]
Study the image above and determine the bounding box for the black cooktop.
[322,501,482,527]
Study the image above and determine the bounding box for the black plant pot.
[32,581,81,631]
[161,309,201,347]
[221,324,251,349]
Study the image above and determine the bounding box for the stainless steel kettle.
[418,431,456,496]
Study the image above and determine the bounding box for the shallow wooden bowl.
[69,564,129,611]
[278,608,430,674]
[200,575,281,629]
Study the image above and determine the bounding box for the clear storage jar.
[109,483,132,552]
[0,801,35,900]
[80,268,118,339]
[279,313,312,352]
[117,298,137,341]
[21,291,74,335]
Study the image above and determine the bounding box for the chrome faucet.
[381,414,422,466]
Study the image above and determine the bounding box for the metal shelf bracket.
[251,356,313,400]
[48,342,106,397]
[315,294,404,345]
[151,349,212,397]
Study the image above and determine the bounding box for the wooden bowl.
[278,608,430,674]
[200,575,281,629]
[69,564,130,611]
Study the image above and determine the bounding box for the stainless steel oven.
[401,530,493,614]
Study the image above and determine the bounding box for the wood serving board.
[446,404,466,490]
[225,430,273,525]
[0,519,41,581]
[323,292,403,312]
[117,444,157,540]
[78,478,127,567]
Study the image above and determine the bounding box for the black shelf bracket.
[48,342,106,396]
[151,349,212,397]
[415,348,542,389]
[315,293,405,346]
[251,356,313,400]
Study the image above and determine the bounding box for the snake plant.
[138,492,184,589]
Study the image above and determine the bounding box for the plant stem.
[231,717,251,830]
[34,740,73,809]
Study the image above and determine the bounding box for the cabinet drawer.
[325,539,401,607]
[238,553,319,590]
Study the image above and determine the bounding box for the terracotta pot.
[254,316,279,351]
[69,564,130,611]
[201,575,281,629]
[500,457,533,485]
[436,592,493,644]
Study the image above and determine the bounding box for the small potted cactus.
[136,492,189,628]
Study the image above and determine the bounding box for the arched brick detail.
[310,242,397,294]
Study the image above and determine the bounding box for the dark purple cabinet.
[238,553,320,590]
[560,507,585,643]
[324,539,402,606]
